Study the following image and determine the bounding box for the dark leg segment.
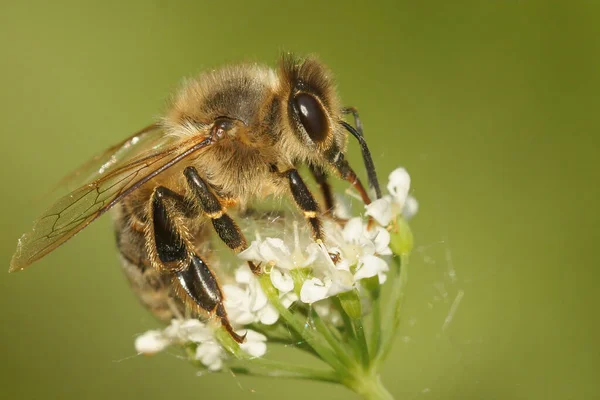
[183,166,259,273]
[151,187,188,267]
[309,165,335,215]
[176,255,245,343]
[342,106,363,136]
[285,169,323,241]
[328,152,372,205]
[149,185,244,343]
[341,106,382,199]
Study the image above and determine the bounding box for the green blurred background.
[1,1,598,399]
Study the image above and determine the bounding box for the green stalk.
[332,296,362,361]
[345,373,395,400]
[309,309,356,368]
[258,275,351,377]
[248,323,318,356]
[189,338,340,384]
[369,284,382,360]
[352,317,370,368]
[228,360,341,384]
[373,253,409,369]
[228,365,340,383]
[362,275,383,360]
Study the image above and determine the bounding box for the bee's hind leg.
[148,186,245,343]
[183,166,260,275]
[175,253,245,343]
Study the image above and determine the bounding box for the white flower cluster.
[133,167,416,365]
[237,167,416,305]
[134,319,266,371]
[365,167,418,226]
[223,264,297,326]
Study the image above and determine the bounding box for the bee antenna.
[340,120,382,199]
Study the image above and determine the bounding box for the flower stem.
[309,309,356,368]
[258,275,351,377]
[229,360,341,384]
[367,278,382,360]
[332,296,363,362]
[373,253,409,369]
[347,373,395,400]
[248,323,317,356]
[212,327,340,383]
[352,317,370,368]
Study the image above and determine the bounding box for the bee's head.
[278,54,345,156]
[278,54,381,199]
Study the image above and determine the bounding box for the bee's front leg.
[341,106,364,136]
[329,153,373,205]
[146,186,245,343]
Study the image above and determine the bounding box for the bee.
[10,54,381,343]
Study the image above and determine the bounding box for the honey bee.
[10,54,381,343]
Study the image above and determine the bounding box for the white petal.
[331,268,355,287]
[257,303,279,325]
[281,292,298,308]
[135,330,170,355]
[387,168,411,207]
[342,217,365,243]
[223,284,247,305]
[354,254,389,281]
[402,195,419,219]
[163,319,184,341]
[248,279,268,312]
[300,277,330,304]
[227,308,255,326]
[377,271,388,284]
[335,258,352,272]
[367,226,392,255]
[195,342,224,371]
[243,341,266,358]
[298,242,321,267]
[260,238,292,267]
[365,197,393,226]
[234,265,253,284]
[333,193,353,220]
[179,319,212,343]
[240,330,267,358]
[325,275,354,297]
[238,241,263,263]
[245,330,267,342]
[207,357,223,371]
[270,267,294,293]
[223,285,255,325]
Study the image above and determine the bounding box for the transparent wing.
[10,134,213,272]
[54,123,173,191]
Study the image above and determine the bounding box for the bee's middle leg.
[309,165,335,216]
[148,186,244,343]
[183,166,260,274]
[282,168,324,242]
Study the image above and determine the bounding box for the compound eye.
[294,93,329,143]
